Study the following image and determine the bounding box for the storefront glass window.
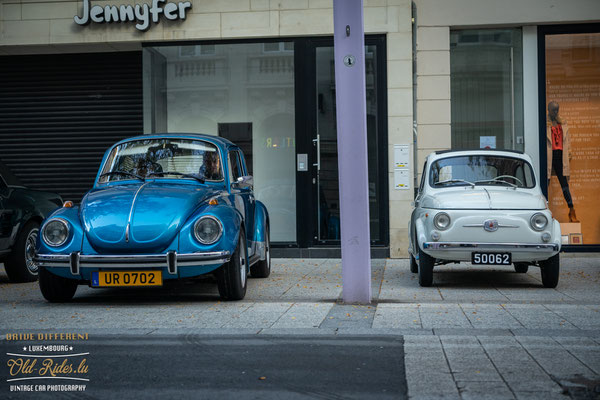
[143,43,296,242]
[450,29,524,151]
[545,32,600,246]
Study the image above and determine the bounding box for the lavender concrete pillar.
[333,0,371,304]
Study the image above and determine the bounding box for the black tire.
[250,226,271,278]
[216,229,248,300]
[540,253,560,288]
[514,263,529,273]
[410,253,418,273]
[38,267,78,302]
[418,247,434,287]
[4,221,40,283]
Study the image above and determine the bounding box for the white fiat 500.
[408,150,561,288]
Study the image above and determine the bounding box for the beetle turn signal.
[208,198,218,205]
[63,201,74,208]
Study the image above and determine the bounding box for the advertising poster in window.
[545,32,600,245]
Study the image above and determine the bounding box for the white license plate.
[471,252,512,265]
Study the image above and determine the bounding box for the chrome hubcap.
[240,240,246,287]
[25,228,39,275]
[266,236,270,270]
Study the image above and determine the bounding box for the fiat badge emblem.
[484,219,498,232]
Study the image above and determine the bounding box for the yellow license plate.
[92,271,162,287]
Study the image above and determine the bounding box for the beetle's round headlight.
[433,212,451,230]
[42,219,70,247]
[194,216,223,245]
[530,213,548,231]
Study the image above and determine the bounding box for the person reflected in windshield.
[200,151,221,181]
[547,101,579,223]
[133,157,161,178]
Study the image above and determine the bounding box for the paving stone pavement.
[2,254,600,399]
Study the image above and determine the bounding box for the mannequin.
[546,101,579,223]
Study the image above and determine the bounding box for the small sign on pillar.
[394,144,409,168]
[394,168,410,190]
[394,144,410,190]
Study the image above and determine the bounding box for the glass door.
[314,47,340,242]
[306,41,385,246]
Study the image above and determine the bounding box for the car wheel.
[410,253,418,273]
[216,229,248,301]
[4,221,40,283]
[540,253,560,288]
[250,226,271,278]
[418,247,434,287]
[514,263,529,273]
[38,267,78,302]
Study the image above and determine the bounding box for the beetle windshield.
[429,155,536,188]
[98,138,223,183]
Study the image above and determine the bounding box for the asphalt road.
[2,335,407,400]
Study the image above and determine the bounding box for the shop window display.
[545,32,600,245]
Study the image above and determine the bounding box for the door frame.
[294,35,388,248]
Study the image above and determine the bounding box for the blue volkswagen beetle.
[34,134,271,302]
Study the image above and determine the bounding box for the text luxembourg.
[74,0,192,31]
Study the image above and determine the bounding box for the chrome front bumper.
[423,242,559,252]
[34,250,231,276]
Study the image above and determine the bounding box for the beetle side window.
[228,151,242,184]
[235,150,248,176]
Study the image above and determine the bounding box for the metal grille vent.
[0,52,143,202]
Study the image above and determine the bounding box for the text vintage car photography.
[4,333,90,393]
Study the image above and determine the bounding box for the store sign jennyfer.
[74,0,191,31]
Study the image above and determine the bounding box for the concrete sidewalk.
[4,256,599,332]
[1,255,600,399]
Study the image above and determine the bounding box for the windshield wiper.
[181,173,206,183]
[99,171,145,181]
[475,175,522,188]
[475,179,517,188]
[148,171,205,183]
[435,179,475,187]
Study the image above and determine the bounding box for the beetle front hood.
[422,188,547,210]
[81,182,220,253]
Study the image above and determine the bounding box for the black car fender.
[7,188,62,248]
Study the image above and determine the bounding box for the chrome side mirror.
[232,175,253,190]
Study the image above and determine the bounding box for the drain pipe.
[412,1,418,198]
